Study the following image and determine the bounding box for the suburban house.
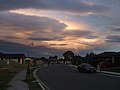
[0,53,25,64]
[96,52,120,66]
[73,52,120,68]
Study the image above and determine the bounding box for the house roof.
[97,52,120,57]
[76,57,94,61]
[0,53,25,59]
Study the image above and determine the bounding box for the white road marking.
[33,67,50,90]
[97,73,120,78]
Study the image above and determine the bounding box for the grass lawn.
[0,60,26,90]
[0,72,15,90]
[102,66,120,73]
[26,67,43,90]
[0,60,43,90]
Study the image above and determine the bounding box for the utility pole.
[27,42,34,57]
[27,44,30,57]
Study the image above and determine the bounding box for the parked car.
[77,63,96,73]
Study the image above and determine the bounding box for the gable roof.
[0,53,25,59]
[97,52,120,57]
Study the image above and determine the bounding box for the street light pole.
[27,44,30,57]
[27,42,34,57]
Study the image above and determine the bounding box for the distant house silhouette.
[0,53,25,64]
[74,52,120,67]
[96,52,120,66]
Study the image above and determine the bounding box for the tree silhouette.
[63,51,74,61]
[54,55,58,61]
[85,52,96,57]
[89,52,96,57]
[85,53,90,57]
[49,56,53,61]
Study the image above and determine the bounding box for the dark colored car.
[77,63,96,73]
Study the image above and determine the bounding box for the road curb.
[68,64,77,69]
[99,71,120,76]
[33,65,50,90]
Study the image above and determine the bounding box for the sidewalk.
[7,69,29,90]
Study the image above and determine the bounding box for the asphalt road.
[36,64,120,90]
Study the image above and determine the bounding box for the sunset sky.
[0,0,120,57]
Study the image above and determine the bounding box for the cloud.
[0,38,113,57]
[83,35,99,39]
[0,39,65,57]
[27,37,64,41]
[0,11,66,31]
[112,28,120,32]
[0,11,96,42]
[0,11,100,51]
[106,35,120,42]
[0,39,27,54]
[0,11,66,40]
[108,25,120,32]
[62,30,93,37]
[0,0,108,15]
[3,36,24,39]
[49,44,67,46]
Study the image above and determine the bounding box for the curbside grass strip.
[33,66,50,90]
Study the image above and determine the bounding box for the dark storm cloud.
[113,28,120,31]
[27,37,64,41]
[0,38,108,57]
[49,44,67,46]
[0,39,27,54]
[0,11,96,42]
[4,36,24,39]
[106,35,120,42]
[111,27,120,32]
[0,12,66,32]
[107,25,120,32]
[28,37,55,41]
[0,39,64,57]
[26,29,95,41]
[62,30,93,37]
[0,11,97,41]
[83,35,99,39]
[0,0,108,14]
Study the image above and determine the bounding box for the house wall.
[0,58,24,64]
[11,59,20,63]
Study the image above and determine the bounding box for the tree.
[85,52,96,57]
[53,55,58,61]
[40,57,47,64]
[63,51,74,61]
[49,56,53,61]
[89,52,96,57]
[40,57,47,61]
[85,53,90,57]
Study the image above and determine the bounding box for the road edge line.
[33,66,50,90]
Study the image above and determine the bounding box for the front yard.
[0,60,25,90]
[0,60,44,90]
